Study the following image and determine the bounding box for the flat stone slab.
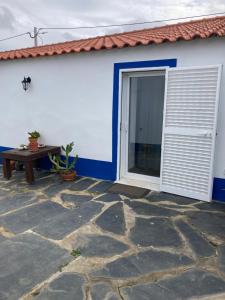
[75,234,128,257]
[130,217,182,247]
[91,249,193,279]
[147,191,197,205]
[195,201,225,214]
[68,178,97,191]
[159,268,225,299]
[34,201,103,240]
[108,183,149,198]
[125,200,180,217]
[61,193,92,206]
[0,233,71,300]
[28,174,62,190]
[88,181,113,193]
[91,282,120,300]
[187,211,225,240]
[0,189,9,197]
[0,235,6,243]
[36,273,85,300]
[95,193,122,203]
[175,220,215,257]
[43,180,76,197]
[121,268,225,299]
[121,282,177,300]
[95,202,126,235]
[34,172,61,181]
[0,201,67,234]
[0,192,36,215]
[218,245,225,274]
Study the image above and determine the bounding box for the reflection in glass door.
[127,71,165,178]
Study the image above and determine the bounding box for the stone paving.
[0,170,225,299]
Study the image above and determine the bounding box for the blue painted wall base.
[0,146,13,155]
[213,178,225,202]
[38,155,114,181]
[0,146,114,181]
[0,146,225,201]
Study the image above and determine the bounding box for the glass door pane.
[128,72,165,177]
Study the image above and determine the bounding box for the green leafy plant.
[28,131,40,139]
[48,142,78,174]
[70,249,81,258]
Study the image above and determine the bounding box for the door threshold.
[116,177,160,191]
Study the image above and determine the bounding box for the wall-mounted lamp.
[21,76,31,91]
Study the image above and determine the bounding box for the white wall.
[0,37,224,178]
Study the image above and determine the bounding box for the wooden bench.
[0,146,60,184]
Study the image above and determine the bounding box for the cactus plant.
[48,142,78,180]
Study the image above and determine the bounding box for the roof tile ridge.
[0,15,224,55]
[0,16,225,54]
[117,15,225,36]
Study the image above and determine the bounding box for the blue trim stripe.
[76,158,113,180]
[0,146,13,164]
[0,146,114,181]
[112,58,177,180]
[39,156,114,180]
[213,178,225,202]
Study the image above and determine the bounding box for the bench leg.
[3,158,11,180]
[25,161,34,184]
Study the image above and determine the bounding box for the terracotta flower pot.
[28,137,39,152]
[61,170,76,181]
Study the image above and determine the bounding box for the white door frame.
[117,66,169,184]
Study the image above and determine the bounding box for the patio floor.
[0,169,225,299]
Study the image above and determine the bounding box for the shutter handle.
[196,131,212,137]
[204,132,212,138]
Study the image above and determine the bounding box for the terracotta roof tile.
[0,16,224,60]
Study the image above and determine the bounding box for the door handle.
[196,131,212,138]
[203,131,212,138]
[204,132,212,138]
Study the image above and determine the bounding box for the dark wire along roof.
[0,16,224,60]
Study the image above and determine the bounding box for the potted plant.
[28,131,40,152]
[48,142,78,181]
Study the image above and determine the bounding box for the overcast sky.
[0,0,224,51]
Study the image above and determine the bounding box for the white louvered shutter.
[160,65,222,202]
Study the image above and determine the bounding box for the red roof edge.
[0,15,224,61]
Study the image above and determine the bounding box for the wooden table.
[0,146,60,184]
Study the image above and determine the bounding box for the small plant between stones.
[58,262,70,272]
[58,250,81,272]
[32,290,40,297]
[70,249,81,258]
